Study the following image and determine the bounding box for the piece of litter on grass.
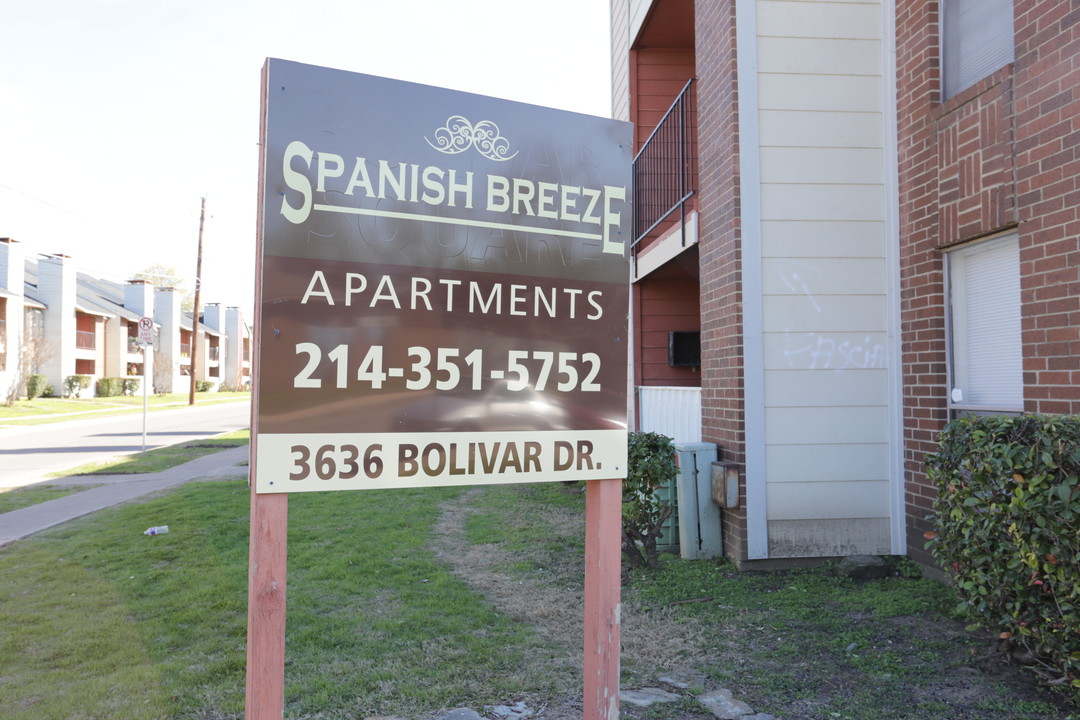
[846,642,857,652]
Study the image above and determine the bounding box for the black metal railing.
[632,78,697,251]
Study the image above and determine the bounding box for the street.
[0,400,251,489]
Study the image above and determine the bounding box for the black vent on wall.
[668,331,701,367]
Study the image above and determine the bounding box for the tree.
[135,264,194,312]
[4,330,54,406]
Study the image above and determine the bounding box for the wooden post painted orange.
[583,477,622,720]
[245,491,288,720]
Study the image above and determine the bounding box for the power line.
[0,181,92,220]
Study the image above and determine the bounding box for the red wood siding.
[75,312,95,333]
[634,248,701,388]
[631,49,695,151]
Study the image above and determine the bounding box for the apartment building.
[613,0,1079,567]
[0,237,251,399]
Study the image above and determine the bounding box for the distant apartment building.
[0,238,251,398]
[613,0,1079,567]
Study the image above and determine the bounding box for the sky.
[0,0,613,319]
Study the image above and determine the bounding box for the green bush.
[63,375,92,398]
[195,380,213,393]
[925,414,1080,695]
[123,378,140,396]
[26,374,48,400]
[623,431,676,570]
[95,377,122,397]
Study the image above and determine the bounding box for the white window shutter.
[949,234,1023,410]
[943,0,1015,98]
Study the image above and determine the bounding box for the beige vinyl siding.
[759,109,883,147]
[762,220,885,258]
[762,331,889,371]
[754,0,892,558]
[611,0,631,121]
[629,0,652,42]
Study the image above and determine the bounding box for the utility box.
[673,442,722,559]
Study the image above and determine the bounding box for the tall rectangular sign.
[255,59,632,493]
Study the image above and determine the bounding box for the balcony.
[75,330,96,350]
[632,78,698,254]
[208,346,220,362]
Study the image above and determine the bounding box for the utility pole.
[189,196,206,406]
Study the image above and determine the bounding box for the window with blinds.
[947,233,1022,412]
[942,0,1015,99]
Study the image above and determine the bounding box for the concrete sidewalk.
[0,445,250,547]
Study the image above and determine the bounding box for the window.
[947,233,1022,412]
[942,0,1015,99]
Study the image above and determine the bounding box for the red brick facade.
[897,0,1080,565]
[694,0,748,562]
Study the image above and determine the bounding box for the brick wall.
[695,0,747,562]
[896,0,1080,566]
[1013,1,1080,415]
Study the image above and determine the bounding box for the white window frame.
[941,0,1015,99]
[945,232,1023,414]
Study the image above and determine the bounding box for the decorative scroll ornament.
[425,115,518,161]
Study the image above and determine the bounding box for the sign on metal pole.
[137,316,154,346]
[249,58,631,719]
[137,316,153,452]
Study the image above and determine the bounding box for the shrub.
[63,375,92,398]
[123,378,140,396]
[925,414,1080,695]
[195,380,214,393]
[217,380,247,392]
[623,431,677,570]
[26,374,48,400]
[95,377,122,397]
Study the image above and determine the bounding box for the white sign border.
[256,430,627,493]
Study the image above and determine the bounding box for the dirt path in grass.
[429,486,1076,720]
[429,486,716,719]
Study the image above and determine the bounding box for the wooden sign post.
[247,59,631,719]
[583,477,623,720]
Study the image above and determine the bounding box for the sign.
[137,316,154,347]
[254,59,632,493]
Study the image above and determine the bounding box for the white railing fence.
[637,386,702,444]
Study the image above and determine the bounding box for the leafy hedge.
[26,374,48,400]
[63,375,91,398]
[94,377,141,397]
[95,377,122,397]
[925,414,1080,694]
[623,431,676,570]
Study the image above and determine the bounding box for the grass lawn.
[0,392,249,426]
[0,479,1075,720]
[55,430,251,476]
[0,484,92,514]
[0,480,549,720]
